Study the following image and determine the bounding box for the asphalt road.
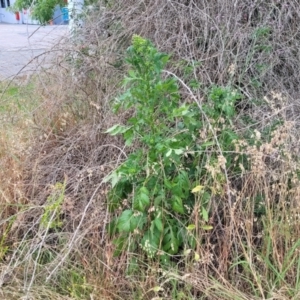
[0,24,68,80]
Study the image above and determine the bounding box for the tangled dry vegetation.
[1,0,300,299]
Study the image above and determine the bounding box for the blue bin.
[61,7,69,23]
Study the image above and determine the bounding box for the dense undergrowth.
[1,0,300,299]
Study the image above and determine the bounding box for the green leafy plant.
[12,0,65,24]
[57,268,93,299]
[105,35,244,263]
[41,181,65,230]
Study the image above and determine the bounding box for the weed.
[56,267,93,299]
[105,36,244,265]
[41,181,65,230]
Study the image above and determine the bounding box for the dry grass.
[1,0,300,299]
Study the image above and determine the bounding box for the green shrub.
[12,0,65,24]
[105,35,244,264]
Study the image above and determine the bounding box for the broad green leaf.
[117,210,133,232]
[119,125,132,134]
[128,70,137,78]
[124,128,134,146]
[202,207,209,222]
[166,149,173,157]
[105,124,131,136]
[202,191,211,205]
[138,192,150,211]
[105,124,120,134]
[136,187,150,211]
[141,229,160,257]
[130,213,147,231]
[177,121,184,129]
[163,226,180,254]
[172,196,185,214]
[111,173,120,188]
[172,184,185,198]
[186,224,196,231]
[140,186,149,195]
[103,171,120,188]
[172,105,190,117]
[192,185,204,193]
[176,171,190,196]
[154,217,163,232]
[201,225,213,230]
[174,149,184,155]
[163,178,173,190]
[154,195,164,206]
